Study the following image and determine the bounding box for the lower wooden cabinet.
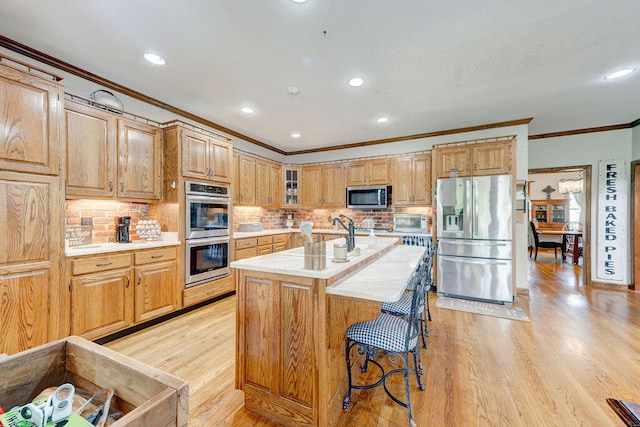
[68,246,178,340]
[0,269,51,355]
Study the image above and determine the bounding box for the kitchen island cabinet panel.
[244,277,275,392]
[0,61,62,176]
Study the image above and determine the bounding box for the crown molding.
[528,123,631,140]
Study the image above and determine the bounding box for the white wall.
[633,126,640,161]
[528,128,633,284]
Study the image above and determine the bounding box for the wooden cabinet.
[301,166,322,207]
[392,154,432,206]
[237,273,315,424]
[433,140,515,179]
[235,155,281,207]
[234,234,290,261]
[532,199,568,230]
[118,118,162,201]
[65,100,162,201]
[69,247,178,340]
[270,162,283,208]
[322,163,346,208]
[0,171,63,355]
[133,247,178,323]
[65,101,117,198]
[301,164,345,208]
[238,155,257,205]
[346,159,390,186]
[0,61,63,176]
[181,128,232,183]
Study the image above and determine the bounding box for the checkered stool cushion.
[381,292,424,317]
[346,313,419,353]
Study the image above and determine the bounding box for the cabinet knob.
[125,275,130,287]
[108,179,113,192]
[137,273,142,286]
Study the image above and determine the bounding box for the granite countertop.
[230,236,400,279]
[232,228,431,239]
[65,232,181,257]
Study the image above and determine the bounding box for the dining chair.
[343,262,426,427]
[529,220,564,260]
[562,222,583,258]
[381,241,438,348]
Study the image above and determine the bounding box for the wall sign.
[65,225,92,247]
[596,159,627,282]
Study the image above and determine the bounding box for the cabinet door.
[65,102,117,198]
[473,141,514,176]
[71,268,134,340]
[392,157,412,206]
[134,260,177,323]
[322,164,346,207]
[283,167,300,207]
[238,156,256,205]
[269,163,282,208]
[434,146,472,178]
[412,154,432,205]
[0,269,50,355]
[118,119,161,201]
[255,160,271,207]
[301,166,322,207]
[0,64,62,176]
[181,129,210,181]
[346,162,368,186]
[368,159,391,185]
[210,138,233,183]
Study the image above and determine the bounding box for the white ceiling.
[1,0,639,153]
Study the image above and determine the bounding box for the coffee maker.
[116,216,131,243]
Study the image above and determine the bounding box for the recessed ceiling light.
[604,68,636,80]
[144,53,166,65]
[240,106,255,114]
[376,117,389,124]
[348,77,365,87]
[291,0,307,3]
[291,132,301,138]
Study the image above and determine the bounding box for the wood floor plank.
[105,253,640,426]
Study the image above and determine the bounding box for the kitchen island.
[231,236,427,427]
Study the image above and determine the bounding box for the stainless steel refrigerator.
[436,174,513,303]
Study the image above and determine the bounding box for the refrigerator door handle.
[441,256,510,266]
[443,240,510,247]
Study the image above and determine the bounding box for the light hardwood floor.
[106,251,640,426]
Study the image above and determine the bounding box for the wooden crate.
[0,336,188,426]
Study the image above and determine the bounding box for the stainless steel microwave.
[346,186,389,209]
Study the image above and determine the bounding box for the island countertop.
[230,236,400,280]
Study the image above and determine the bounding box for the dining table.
[537,229,583,264]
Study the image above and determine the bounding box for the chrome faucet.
[333,214,355,252]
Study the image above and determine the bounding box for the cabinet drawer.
[257,236,273,246]
[183,275,234,307]
[272,234,289,244]
[134,247,177,265]
[236,247,258,260]
[273,243,288,253]
[257,245,272,256]
[72,253,132,275]
[236,238,257,249]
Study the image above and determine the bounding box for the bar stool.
[343,267,426,427]
[381,241,437,348]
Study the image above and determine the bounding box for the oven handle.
[185,236,230,248]
[186,195,230,205]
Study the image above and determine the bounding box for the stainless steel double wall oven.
[184,181,231,287]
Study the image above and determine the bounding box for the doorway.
[528,165,592,286]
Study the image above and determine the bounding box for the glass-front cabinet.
[531,199,568,230]
[284,167,300,207]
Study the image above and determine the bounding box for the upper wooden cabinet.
[532,199,568,230]
[65,101,162,201]
[347,159,391,186]
[433,140,515,178]
[117,118,162,201]
[0,61,63,176]
[301,165,322,208]
[181,128,232,183]
[283,167,300,207]
[235,154,281,208]
[392,154,432,207]
[65,101,117,198]
[322,163,346,207]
